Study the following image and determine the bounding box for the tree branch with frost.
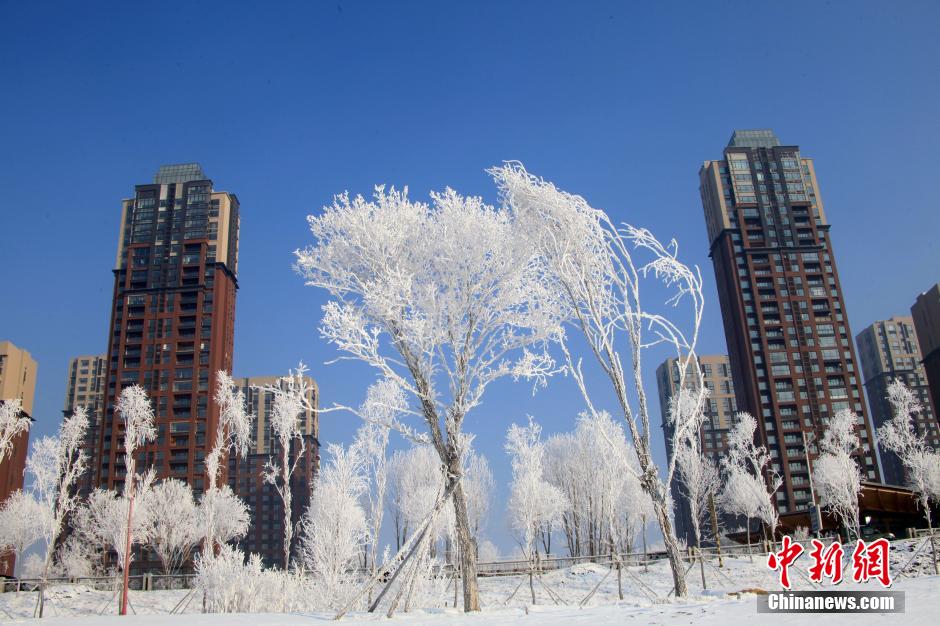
[0,399,31,466]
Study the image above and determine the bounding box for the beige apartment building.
[657,354,737,545]
[0,340,38,577]
[63,354,107,492]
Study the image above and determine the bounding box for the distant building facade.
[699,130,879,527]
[63,354,107,493]
[658,354,737,545]
[0,340,37,576]
[911,284,940,428]
[857,317,939,485]
[229,375,320,569]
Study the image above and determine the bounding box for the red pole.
[120,492,135,616]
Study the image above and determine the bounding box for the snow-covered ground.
[2,540,937,624]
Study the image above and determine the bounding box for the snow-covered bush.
[195,545,312,614]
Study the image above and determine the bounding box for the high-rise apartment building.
[0,340,37,576]
[699,130,879,521]
[857,317,939,485]
[95,164,239,495]
[229,375,319,569]
[911,284,940,421]
[64,354,107,493]
[657,354,736,545]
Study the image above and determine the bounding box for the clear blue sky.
[1,1,938,553]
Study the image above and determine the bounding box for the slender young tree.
[675,430,721,586]
[719,412,782,559]
[26,407,89,615]
[812,409,863,540]
[115,384,157,615]
[261,364,314,570]
[203,371,253,554]
[492,163,708,596]
[356,381,397,573]
[878,380,940,573]
[295,185,565,610]
[0,398,31,465]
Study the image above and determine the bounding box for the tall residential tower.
[857,317,939,485]
[699,130,878,521]
[94,164,239,495]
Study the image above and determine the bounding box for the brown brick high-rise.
[95,164,239,496]
[699,130,879,521]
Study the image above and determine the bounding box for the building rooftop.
[154,163,207,184]
[728,129,781,149]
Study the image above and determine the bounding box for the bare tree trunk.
[652,500,687,596]
[928,513,938,576]
[696,537,706,590]
[450,477,480,611]
[120,493,135,615]
[746,522,753,564]
[709,494,723,568]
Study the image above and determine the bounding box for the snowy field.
[3,541,938,625]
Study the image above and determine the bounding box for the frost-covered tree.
[675,430,721,572]
[114,384,156,613]
[199,484,250,547]
[0,398,31,466]
[0,489,43,575]
[462,450,494,540]
[145,479,201,575]
[720,412,781,559]
[544,411,648,558]
[73,484,154,578]
[24,407,88,614]
[389,446,449,549]
[492,163,709,596]
[300,442,369,609]
[203,371,253,555]
[505,418,567,563]
[878,380,940,573]
[261,365,313,569]
[813,409,863,540]
[295,185,564,610]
